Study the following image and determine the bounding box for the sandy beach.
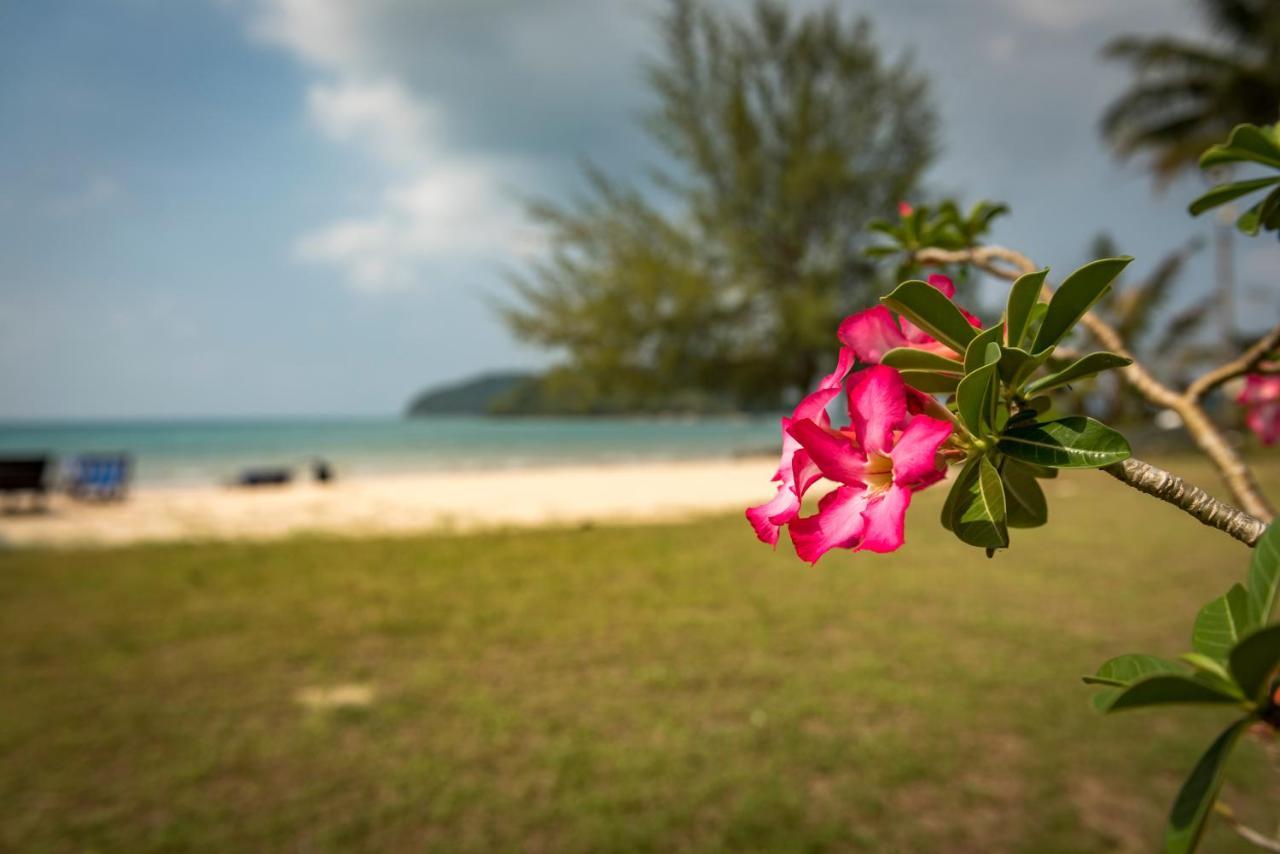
[0,457,780,548]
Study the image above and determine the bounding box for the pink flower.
[837,275,981,363]
[745,346,855,546]
[1238,374,1280,446]
[746,363,953,562]
[784,366,953,562]
[898,201,914,217]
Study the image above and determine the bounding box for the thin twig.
[1187,323,1280,402]
[1103,458,1267,546]
[1214,802,1280,852]
[917,246,1276,522]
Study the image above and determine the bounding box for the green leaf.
[1192,583,1257,662]
[939,458,974,533]
[1005,269,1047,349]
[1083,653,1183,687]
[1179,653,1240,692]
[1001,459,1047,528]
[963,325,1005,374]
[1017,460,1058,479]
[1263,188,1280,231]
[997,347,1050,389]
[1031,257,1132,355]
[1246,522,1280,623]
[881,347,964,373]
[1237,199,1264,236]
[899,370,962,394]
[1165,719,1249,854]
[881,280,979,355]
[1022,352,1133,395]
[1228,624,1280,703]
[955,349,1000,435]
[997,416,1131,469]
[1188,175,1280,217]
[950,456,1009,550]
[1199,124,1280,170]
[1097,674,1241,713]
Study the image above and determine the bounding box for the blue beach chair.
[66,454,131,501]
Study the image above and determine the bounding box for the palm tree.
[1101,0,1280,182]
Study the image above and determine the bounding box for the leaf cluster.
[1084,523,1280,852]
[1189,123,1280,240]
[865,199,1008,277]
[879,258,1135,553]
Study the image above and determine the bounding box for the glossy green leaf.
[1031,257,1132,355]
[950,456,1008,550]
[1193,584,1257,662]
[899,370,962,394]
[881,347,963,373]
[1199,124,1280,170]
[1179,653,1240,693]
[1237,199,1264,236]
[1247,522,1280,623]
[997,416,1131,469]
[997,347,1049,388]
[1165,720,1249,854]
[956,346,1000,435]
[881,280,979,355]
[1005,269,1047,349]
[939,458,973,533]
[1188,175,1280,216]
[963,325,1004,374]
[1083,653,1183,687]
[1228,624,1280,703]
[1023,352,1133,395]
[1097,674,1241,713]
[1001,460,1047,528]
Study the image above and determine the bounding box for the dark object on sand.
[312,458,333,484]
[237,467,293,487]
[66,453,131,501]
[0,456,51,511]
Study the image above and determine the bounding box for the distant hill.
[404,372,537,416]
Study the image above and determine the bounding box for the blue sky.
[1,0,1277,419]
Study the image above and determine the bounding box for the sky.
[1,0,1277,419]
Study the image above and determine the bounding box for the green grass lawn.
[3,459,1279,852]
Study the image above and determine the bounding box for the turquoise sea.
[0,417,782,485]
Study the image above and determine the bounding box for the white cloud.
[238,1,532,292]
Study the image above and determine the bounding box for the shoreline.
[0,456,779,548]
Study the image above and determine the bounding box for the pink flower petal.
[788,485,870,563]
[1247,402,1280,446]
[787,418,869,487]
[926,274,955,298]
[837,306,907,364]
[791,448,825,499]
[746,486,799,546]
[818,346,856,391]
[847,366,907,455]
[889,416,953,486]
[857,483,913,553]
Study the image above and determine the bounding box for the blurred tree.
[502,0,936,412]
[1100,0,1280,182]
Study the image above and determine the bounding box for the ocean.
[0,416,782,486]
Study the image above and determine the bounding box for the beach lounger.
[236,467,293,487]
[0,456,51,512]
[66,453,131,501]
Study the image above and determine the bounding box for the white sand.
[0,457,778,548]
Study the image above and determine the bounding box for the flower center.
[864,452,894,493]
